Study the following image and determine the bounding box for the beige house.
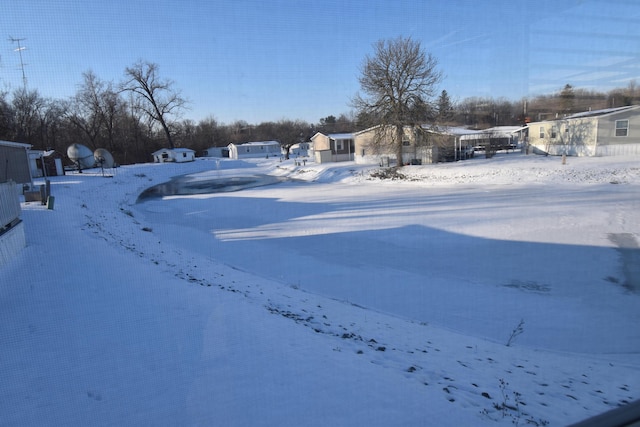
[353,125,430,165]
[310,133,354,163]
[527,105,640,156]
[353,125,480,165]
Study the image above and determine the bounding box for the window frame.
[615,120,629,137]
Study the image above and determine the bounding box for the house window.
[550,126,557,139]
[336,140,344,150]
[615,120,629,137]
[539,126,545,139]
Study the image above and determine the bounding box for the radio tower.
[9,37,27,88]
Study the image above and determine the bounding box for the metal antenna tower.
[8,37,27,88]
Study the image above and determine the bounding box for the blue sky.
[2,0,639,124]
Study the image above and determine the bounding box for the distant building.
[227,141,282,160]
[288,142,310,157]
[152,148,196,163]
[200,146,229,158]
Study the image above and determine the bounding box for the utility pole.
[9,37,27,88]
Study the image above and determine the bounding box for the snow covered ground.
[1,152,639,426]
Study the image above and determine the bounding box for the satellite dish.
[67,144,95,169]
[94,148,115,169]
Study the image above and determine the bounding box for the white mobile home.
[152,148,196,163]
[200,146,229,158]
[289,142,310,157]
[527,105,640,156]
[227,141,282,160]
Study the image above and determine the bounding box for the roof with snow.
[422,125,478,136]
[459,126,527,140]
[152,148,195,155]
[563,105,640,119]
[233,140,280,146]
[311,132,354,140]
[327,133,354,140]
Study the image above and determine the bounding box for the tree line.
[0,55,637,165]
[443,82,639,129]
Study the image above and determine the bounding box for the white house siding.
[201,147,228,158]
[289,142,309,157]
[228,141,281,160]
[527,118,598,156]
[0,140,32,185]
[152,148,195,163]
[0,181,26,267]
[596,143,640,156]
[527,106,640,157]
[594,107,640,155]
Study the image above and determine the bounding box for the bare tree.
[275,119,310,159]
[122,61,187,149]
[12,87,46,143]
[353,36,442,166]
[67,71,108,149]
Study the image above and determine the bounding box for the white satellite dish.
[67,143,95,169]
[94,148,115,169]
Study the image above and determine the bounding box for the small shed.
[152,148,196,163]
[227,141,282,160]
[0,140,32,187]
